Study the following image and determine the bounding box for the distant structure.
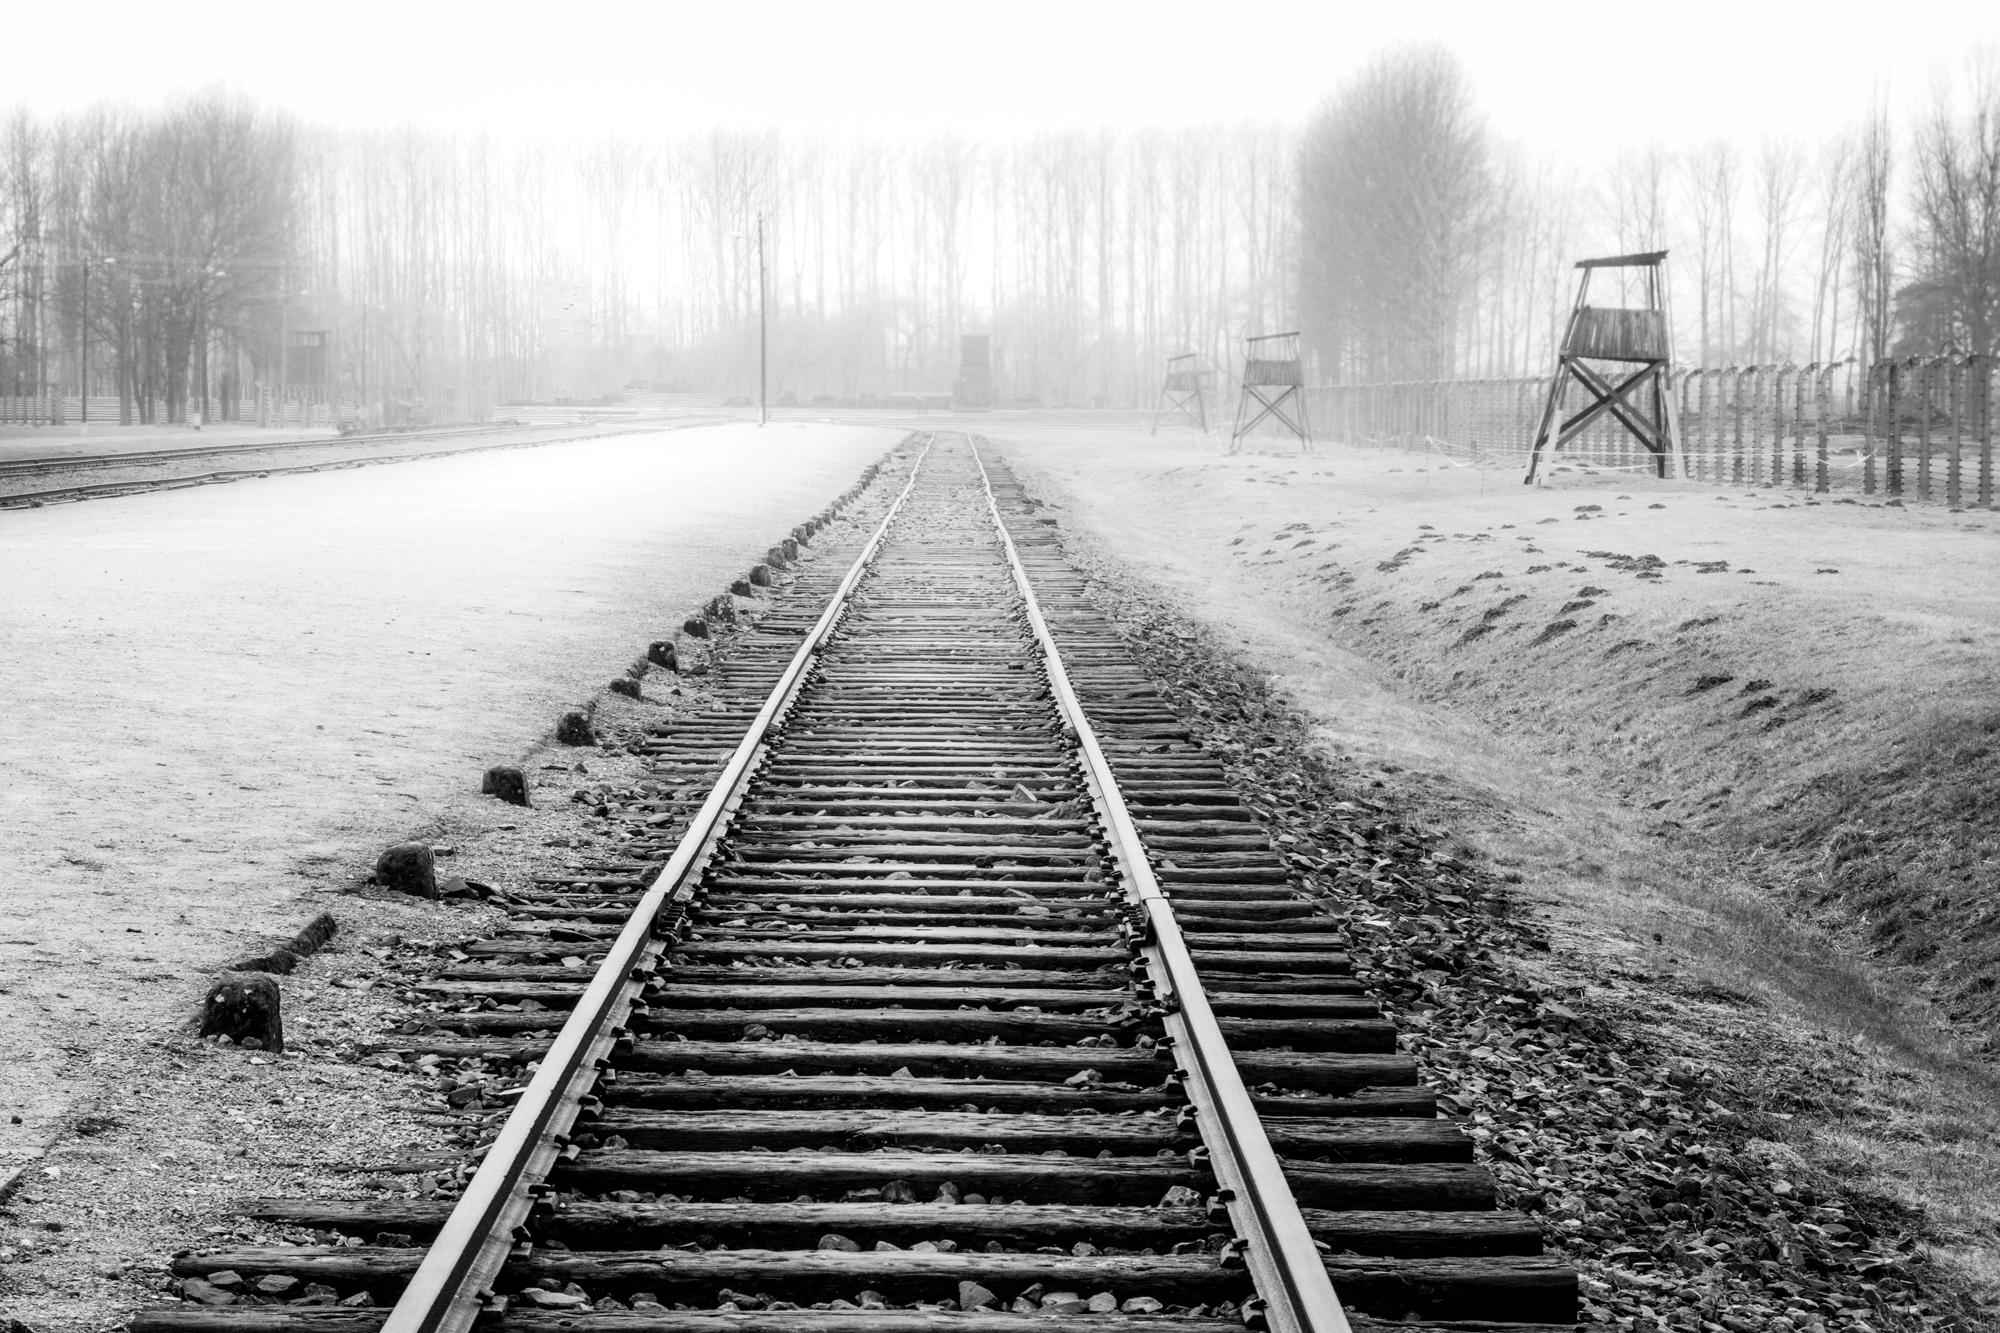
[953,334,994,412]
[1150,352,1208,434]
[1524,251,1682,483]
[286,330,329,393]
[1229,331,1311,453]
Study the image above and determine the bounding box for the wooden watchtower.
[1229,331,1311,453]
[1151,352,1208,434]
[1524,251,1681,483]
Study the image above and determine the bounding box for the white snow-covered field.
[0,421,893,1154]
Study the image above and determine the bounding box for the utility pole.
[279,289,290,427]
[757,212,768,427]
[80,257,88,425]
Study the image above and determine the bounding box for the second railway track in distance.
[133,432,1576,1333]
[0,418,723,508]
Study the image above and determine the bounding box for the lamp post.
[81,257,90,425]
[279,289,290,425]
[757,212,767,428]
[729,219,769,424]
[359,304,385,427]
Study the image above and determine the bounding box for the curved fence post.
[1779,362,1794,487]
[1727,367,1744,483]
[1978,354,1996,509]
[1815,363,1833,492]
[1712,368,1726,482]
[1856,358,1872,492]
[1793,363,1811,488]
[1769,364,1783,485]
[1917,356,1934,502]
[1888,358,1909,497]
[1745,365,1760,485]
[1948,354,1965,508]
[1685,369,1701,482]
[1677,368,1694,481]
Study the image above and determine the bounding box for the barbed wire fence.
[1310,355,1998,504]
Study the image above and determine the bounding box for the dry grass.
[997,426,2000,1317]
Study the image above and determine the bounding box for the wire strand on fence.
[1313,354,1994,505]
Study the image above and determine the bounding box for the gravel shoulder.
[0,423,894,1327]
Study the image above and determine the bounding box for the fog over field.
[0,2,1992,423]
[4,6,2000,1333]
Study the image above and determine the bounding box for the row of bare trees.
[0,101,1295,421]
[654,125,1296,406]
[1,59,1993,424]
[1297,47,2000,390]
[0,97,295,423]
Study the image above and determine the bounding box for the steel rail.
[0,415,731,478]
[968,435,1353,1333]
[0,422,511,477]
[380,432,935,1333]
[0,419,729,509]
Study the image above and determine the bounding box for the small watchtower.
[1151,352,1208,434]
[1229,331,1311,453]
[1524,251,1681,483]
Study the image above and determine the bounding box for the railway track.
[0,417,721,508]
[131,431,1575,1333]
[0,422,509,479]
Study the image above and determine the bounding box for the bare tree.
[1910,55,2000,355]
[1852,97,1896,367]
[1685,140,1740,364]
[1747,138,1807,361]
[1808,134,1854,362]
[1298,44,1494,382]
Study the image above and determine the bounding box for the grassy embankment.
[997,425,2000,1302]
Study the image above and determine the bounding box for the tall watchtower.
[1151,352,1208,434]
[1229,331,1311,453]
[1523,251,1681,483]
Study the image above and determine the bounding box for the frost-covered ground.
[0,422,891,1167]
[0,422,348,463]
[994,423,2000,1318]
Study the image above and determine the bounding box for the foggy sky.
[17,0,1999,158]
